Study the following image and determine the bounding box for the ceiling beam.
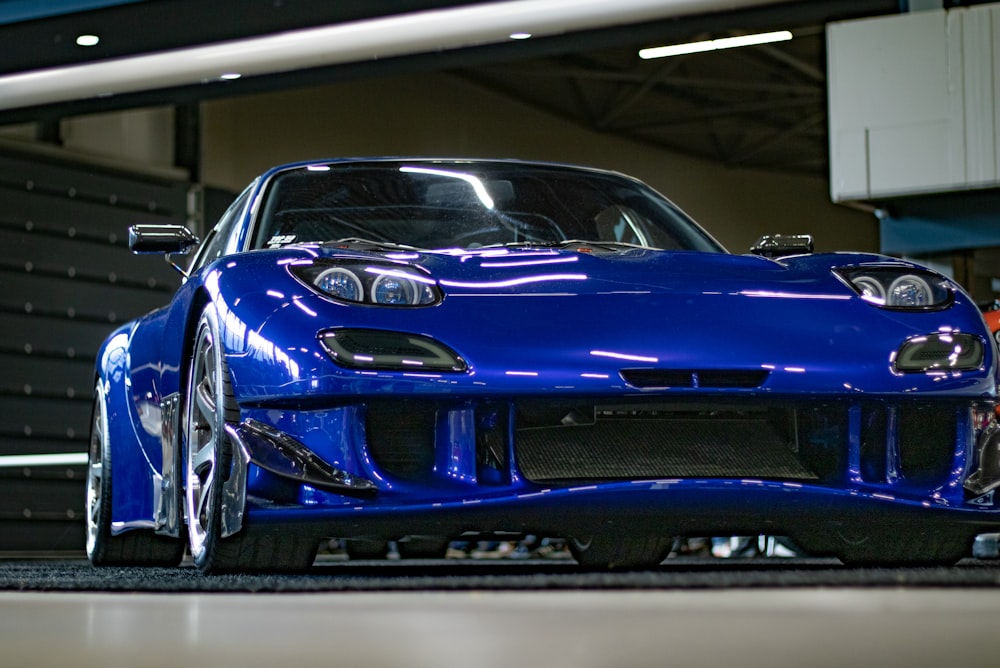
[595,57,686,129]
[0,0,802,113]
[727,109,826,164]
[610,96,818,131]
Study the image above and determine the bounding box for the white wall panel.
[828,4,1000,202]
[830,128,868,199]
[868,121,955,194]
[961,7,997,185]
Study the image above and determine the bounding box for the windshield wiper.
[481,239,647,251]
[561,239,647,251]
[322,237,421,252]
[480,240,562,249]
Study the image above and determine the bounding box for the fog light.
[320,328,467,372]
[893,333,984,373]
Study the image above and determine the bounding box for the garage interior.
[4,3,1000,666]
[0,0,998,556]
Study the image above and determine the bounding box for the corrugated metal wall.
[0,147,189,553]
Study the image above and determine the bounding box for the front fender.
[95,323,160,531]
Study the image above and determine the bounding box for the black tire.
[183,304,317,573]
[86,383,184,567]
[344,539,391,560]
[396,536,450,559]
[798,525,972,567]
[568,534,673,570]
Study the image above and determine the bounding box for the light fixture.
[509,32,532,40]
[76,34,100,47]
[0,0,797,112]
[639,29,793,59]
[0,452,89,467]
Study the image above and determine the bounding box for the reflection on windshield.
[251,161,723,254]
[399,166,496,209]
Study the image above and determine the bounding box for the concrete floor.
[2,587,998,668]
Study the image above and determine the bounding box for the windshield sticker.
[266,234,297,248]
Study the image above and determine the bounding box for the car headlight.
[290,260,441,306]
[315,267,364,302]
[836,266,953,310]
[371,271,428,305]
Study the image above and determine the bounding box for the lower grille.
[516,415,818,482]
[360,397,962,489]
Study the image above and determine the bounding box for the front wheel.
[183,304,316,573]
[86,383,183,567]
[184,305,239,572]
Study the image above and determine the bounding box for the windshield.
[251,161,724,253]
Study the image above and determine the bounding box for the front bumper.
[241,476,1000,555]
[234,394,1000,526]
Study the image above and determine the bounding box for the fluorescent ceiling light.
[639,29,793,59]
[0,0,797,112]
[0,452,88,468]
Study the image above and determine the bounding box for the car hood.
[311,244,912,303]
[224,245,996,397]
[414,246,825,296]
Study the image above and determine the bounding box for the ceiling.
[0,0,946,175]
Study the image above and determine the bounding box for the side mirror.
[128,224,199,255]
[750,234,814,258]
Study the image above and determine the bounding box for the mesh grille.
[897,403,956,485]
[360,398,959,488]
[516,416,817,482]
[365,402,435,479]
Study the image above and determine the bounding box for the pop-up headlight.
[290,260,441,306]
[836,266,953,310]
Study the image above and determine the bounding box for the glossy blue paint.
[187,246,993,400]
[92,158,1000,567]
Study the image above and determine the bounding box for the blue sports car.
[87,158,1000,572]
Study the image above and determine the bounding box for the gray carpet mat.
[3,558,1000,592]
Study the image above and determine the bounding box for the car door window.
[188,185,254,272]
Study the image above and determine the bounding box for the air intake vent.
[516,414,817,482]
[620,368,769,389]
[365,401,435,479]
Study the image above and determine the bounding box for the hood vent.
[620,368,769,390]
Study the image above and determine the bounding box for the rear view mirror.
[129,224,199,255]
[750,234,814,258]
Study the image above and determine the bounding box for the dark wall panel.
[1,356,94,399]
[1,312,112,356]
[0,147,189,553]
